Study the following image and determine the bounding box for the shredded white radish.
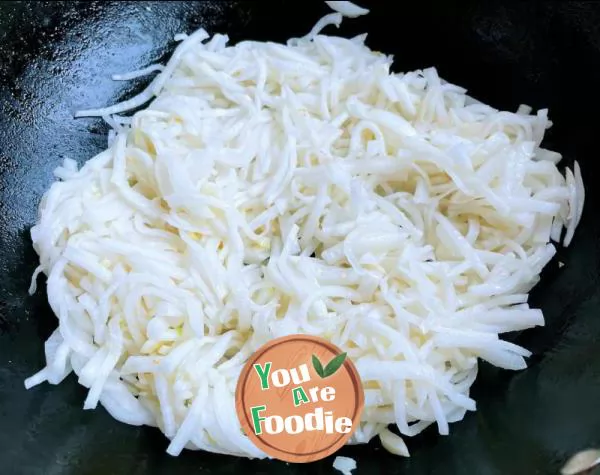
[27,5,584,459]
[379,427,410,457]
[574,161,584,228]
[326,1,370,17]
[333,456,358,475]
[112,64,165,81]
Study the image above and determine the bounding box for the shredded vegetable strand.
[26,2,584,459]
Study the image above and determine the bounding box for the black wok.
[1,1,600,474]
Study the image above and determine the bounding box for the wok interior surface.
[1,1,600,474]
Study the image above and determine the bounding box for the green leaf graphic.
[323,352,347,377]
[312,354,325,378]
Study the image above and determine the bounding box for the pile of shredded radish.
[25,1,584,459]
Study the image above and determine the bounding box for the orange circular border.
[235,335,364,463]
